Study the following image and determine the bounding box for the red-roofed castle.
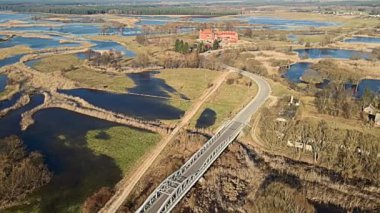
[199,29,238,44]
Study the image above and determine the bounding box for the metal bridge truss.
[137,121,242,213]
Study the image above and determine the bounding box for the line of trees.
[84,49,124,70]
[0,136,51,208]
[174,39,190,54]
[260,107,380,186]
[0,5,238,16]
[310,59,379,119]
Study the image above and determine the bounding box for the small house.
[375,113,380,127]
[363,104,377,115]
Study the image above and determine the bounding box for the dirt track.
[99,70,231,213]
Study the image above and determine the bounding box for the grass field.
[86,126,161,174]
[33,54,82,73]
[33,54,135,92]
[64,68,135,92]
[86,35,157,55]
[156,68,222,112]
[157,68,221,100]
[0,45,31,60]
[0,84,19,101]
[190,73,258,130]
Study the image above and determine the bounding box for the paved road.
[137,65,271,213]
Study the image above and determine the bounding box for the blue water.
[238,16,335,29]
[0,93,22,111]
[287,34,298,42]
[0,94,131,212]
[90,40,136,57]
[138,19,171,26]
[0,36,80,50]
[0,94,44,137]
[0,74,7,92]
[295,48,370,60]
[137,16,178,26]
[357,79,380,97]
[24,58,40,68]
[0,54,25,67]
[4,23,140,36]
[196,108,217,128]
[60,71,186,120]
[283,63,380,97]
[283,62,312,83]
[344,36,380,44]
[0,12,31,23]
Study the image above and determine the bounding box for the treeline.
[310,59,379,119]
[83,49,124,70]
[218,49,268,76]
[260,108,380,186]
[0,4,238,16]
[0,136,51,208]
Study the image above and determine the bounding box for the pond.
[344,36,380,44]
[0,36,80,50]
[0,97,121,212]
[237,16,336,30]
[295,48,370,60]
[283,63,380,97]
[0,91,160,212]
[4,23,140,36]
[356,79,380,97]
[0,93,22,111]
[137,16,177,26]
[0,74,7,92]
[195,108,217,128]
[90,40,136,57]
[0,12,31,23]
[60,71,186,120]
[0,54,25,67]
[287,34,298,42]
[283,62,312,83]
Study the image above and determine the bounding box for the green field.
[0,45,31,60]
[157,68,222,112]
[86,126,161,174]
[190,75,258,130]
[32,54,135,92]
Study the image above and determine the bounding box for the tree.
[136,35,147,45]
[132,53,150,68]
[82,187,113,213]
[175,39,180,52]
[0,136,51,206]
[212,39,220,50]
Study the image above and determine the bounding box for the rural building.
[363,104,377,115]
[199,29,239,44]
[375,113,380,127]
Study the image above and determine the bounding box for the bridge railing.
[156,124,242,212]
[136,121,232,212]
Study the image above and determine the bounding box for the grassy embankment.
[190,73,258,131]
[4,125,161,213]
[86,34,196,55]
[0,45,32,60]
[156,68,222,111]
[32,53,222,112]
[32,54,135,92]
[86,126,161,174]
[0,84,19,101]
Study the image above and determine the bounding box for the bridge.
[136,67,271,213]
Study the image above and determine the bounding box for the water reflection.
[295,48,369,60]
[195,108,217,128]
[60,71,186,120]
